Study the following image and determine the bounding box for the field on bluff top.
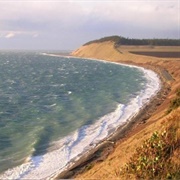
[129,51,179,58]
[118,46,179,51]
[117,46,180,58]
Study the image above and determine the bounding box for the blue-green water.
[0,51,155,177]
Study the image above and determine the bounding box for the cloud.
[0,1,178,32]
[88,1,178,30]
[0,0,178,50]
[5,32,15,38]
[0,31,40,39]
[33,33,39,38]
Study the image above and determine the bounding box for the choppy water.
[0,51,160,179]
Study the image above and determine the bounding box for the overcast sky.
[0,0,179,50]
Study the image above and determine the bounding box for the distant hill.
[84,36,180,46]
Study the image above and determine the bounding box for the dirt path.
[160,68,174,81]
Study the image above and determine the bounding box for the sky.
[0,0,179,50]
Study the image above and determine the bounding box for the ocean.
[0,51,160,179]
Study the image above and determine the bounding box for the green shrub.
[120,126,180,179]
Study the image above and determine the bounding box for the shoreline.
[0,54,170,180]
[52,56,168,179]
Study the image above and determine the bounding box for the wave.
[0,62,161,180]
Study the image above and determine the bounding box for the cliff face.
[71,41,180,179]
[71,41,121,61]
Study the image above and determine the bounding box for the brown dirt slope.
[70,42,180,179]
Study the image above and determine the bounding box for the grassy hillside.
[70,40,180,179]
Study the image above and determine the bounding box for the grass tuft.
[167,89,180,114]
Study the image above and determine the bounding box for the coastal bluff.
[68,38,180,179]
[71,41,121,61]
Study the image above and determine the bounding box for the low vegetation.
[119,109,180,179]
[167,89,180,114]
[84,36,180,46]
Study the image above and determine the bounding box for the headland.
[57,37,180,179]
